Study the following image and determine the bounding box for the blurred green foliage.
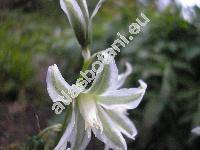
[124,8,200,150]
[0,0,199,149]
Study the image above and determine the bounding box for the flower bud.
[60,0,89,49]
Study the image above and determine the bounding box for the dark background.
[0,0,199,149]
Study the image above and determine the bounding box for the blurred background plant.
[0,0,199,149]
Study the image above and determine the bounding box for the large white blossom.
[46,57,147,150]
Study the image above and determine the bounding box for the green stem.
[82,47,91,61]
[78,48,94,78]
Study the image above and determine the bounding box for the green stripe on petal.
[97,106,127,150]
[70,108,91,150]
[76,0,90,46]
[55,105,75,150]
[55,104,91,150]
[87,58,118,94]
[106,109,137,140]
[98,80,147,109]
[76,0,89,22]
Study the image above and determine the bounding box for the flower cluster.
[47,54,147,149]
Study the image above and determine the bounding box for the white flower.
[46,58,147,150]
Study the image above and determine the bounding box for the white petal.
[70,108,91,150]
[87,56,118,94]
[106,109,137,140]
[116,62,133,89]
[95,106,127,150]
[78,93,103,131]
[55,104,91,150]
[60,0,85,25]
[46,64,72,104]
[98,80,147,109]
[55,105,75,150]
[191,126,200,135]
